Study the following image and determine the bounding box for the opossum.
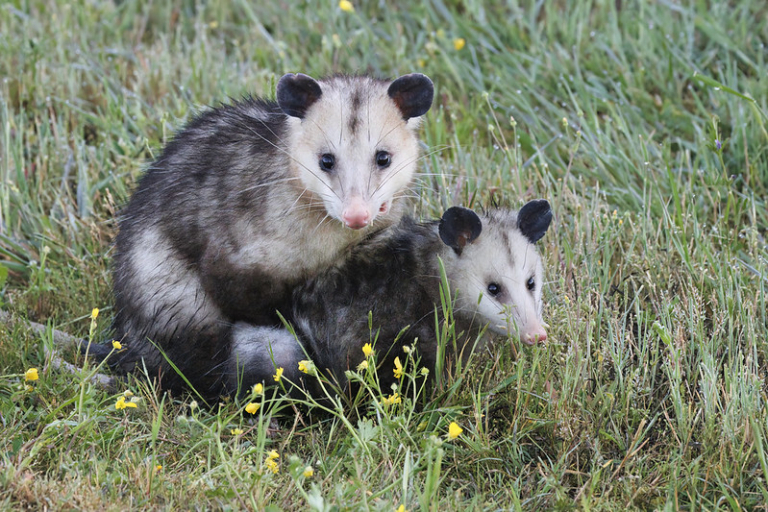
[103,73,434,397]
[228,200,552,396]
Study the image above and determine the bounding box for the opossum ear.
[277,73,323,119]
[517,199,552,244]
[388,73,434,120]
[439,207,483,255]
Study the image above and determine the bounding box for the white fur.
[128,228,221,331]
[231,324,303,369]
[447,217,547,344]
[286,77,422,227]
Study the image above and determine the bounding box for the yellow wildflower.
[115,396,137,410]
[393,357,403,379]
[453,38,465,51]
[298,360,316,376]
[396,505,407,512]
[357,360,369,371]
[303,466,314,478]
[253,383,263,395]
[264,450,280,473]
[245,402,260,414]
[91,308,99,319]
[402,345,411,354]
[112,340,122,350]
[362,343,373,358]
[273,367,284,382]
[265,458,279,474]
[24,368,39,381]
[231,428,244,436]
[339,0,354,12]
[155,464,162,471]
[383,393,402,406]
[447,422,463,440]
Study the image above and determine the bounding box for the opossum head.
[278,73,434,230]
[439,200,553,345]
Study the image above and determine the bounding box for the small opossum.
[228,200,553,395]
[104,73,434,396]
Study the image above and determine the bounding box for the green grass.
[1,0,767,509]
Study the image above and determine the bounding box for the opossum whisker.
[242,121,342,202]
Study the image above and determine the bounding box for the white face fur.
[444,209,550,345]
[279,74,433,230]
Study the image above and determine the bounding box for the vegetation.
[1,0,766,509]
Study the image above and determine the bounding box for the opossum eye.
[319,153,336,172]
[375,150,391,169]
[526,276,536,291]
[487,282,501,297]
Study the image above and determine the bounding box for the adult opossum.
[103,73,434,396]
[228,200,552,396]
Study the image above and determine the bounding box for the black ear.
[276,73,323,119]
[517,199,552,244]
[439,207,483,255]
[387,73,434,120]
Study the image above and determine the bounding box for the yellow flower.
[245,402,260,414]
[24,368,39,381]
[383,393,402,406]
[264,450,280,474]
[393,357,403,379]
[303,466,314,478]
[115,396,137,410]
[402,345,411,354]
[265,458,279,474]
[231,428,244,436]
[298,360,316,376]
[396,505,407,512]
[357,360,369,371]
[253,383,263,395]
[339,0,354,12]
[298,360,309,373]
[362,343,373,358]
[91,308,99,319]
[273,367,284,382]
[155,464,162,471]
[453,38,466,51]
[447,422,463,440]
[112,340,122,350]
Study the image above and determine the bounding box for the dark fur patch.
[347,90,363,135]
[517,199,552,244]
[387,73,434,120]
[276,73,323,119]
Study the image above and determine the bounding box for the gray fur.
[107,73,433,398]
[227,202,552,397]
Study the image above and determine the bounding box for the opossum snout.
[521,324,547,345]
[342,197,371,229]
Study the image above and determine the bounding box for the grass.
[1,0,767,509]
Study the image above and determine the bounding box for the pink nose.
[522,326,547,345]
[342,199,371,229]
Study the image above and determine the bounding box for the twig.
[0,309,116,390]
